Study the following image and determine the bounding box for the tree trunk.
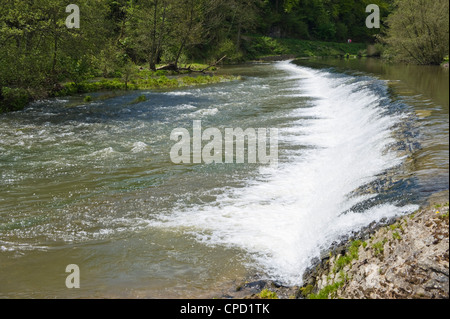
[51,11,58,79]
[174,3,194,69]
[155,1,167,69]
[149,0,159,71]
[236,20,242,54]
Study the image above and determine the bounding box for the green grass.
[130,95,147,104]
[372,239,388,256]
[392,232,402,240]
[333,240,362,273]
[300,285,314,298]
[52,79,138,97]
[308,281,345,299]
[438,212,449,220]
[52,74,240,99]
[390,223,404,232]
[243,35,367,60]
[258,289,279,299]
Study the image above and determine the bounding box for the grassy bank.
[52,63,240,97]
[0,64,240,113]
[242,35,369,60]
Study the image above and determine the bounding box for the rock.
[244,280,267,292]
[300,198,449,299]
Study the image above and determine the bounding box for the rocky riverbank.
[222,191,449,300]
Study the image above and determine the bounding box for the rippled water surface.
[0,59,448,298]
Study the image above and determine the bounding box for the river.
[0,58,448,298]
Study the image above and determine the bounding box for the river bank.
[0,63,240,114]
[1,58,447,299]
[225,191,449,300]
[0,37,373,114]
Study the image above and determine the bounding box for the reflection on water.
[295,58,449,109]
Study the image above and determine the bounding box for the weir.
[0,59,447,297]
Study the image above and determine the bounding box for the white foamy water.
[130,141,149,153]
[152,61,418,285]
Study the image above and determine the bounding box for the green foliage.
[333,240,362,273]
[308,281,344,299]
[140,76,179,89]
[258,289,278,300]
[180,75,225,86]
[258,0,392,42]
[244,36,366,59]
[0,87,30,113]
[381,0,449,65]
[372,239,388,256]
[53,79,138,97]
[130,95,147,105]
[153,70,169,77]
[389,223,404,233]
[300,285,314,298]
[50,74,238,99]
[438,212,449,220]
[1,0,446,113]
[392,232,402,240]
[216,39,243,62]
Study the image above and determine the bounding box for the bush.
[52,79,138,97]
[153,70,169,77]
[0,87,31,113]
[381,0,449,65]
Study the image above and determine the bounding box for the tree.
[0,0,110,89]
[169,0,203,68]
[381,0,449,65]
[127,0,170,70]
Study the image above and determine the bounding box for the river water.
[0,58,448,298]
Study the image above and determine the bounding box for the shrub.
[0,87,31,112]
[381,0,449,65]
